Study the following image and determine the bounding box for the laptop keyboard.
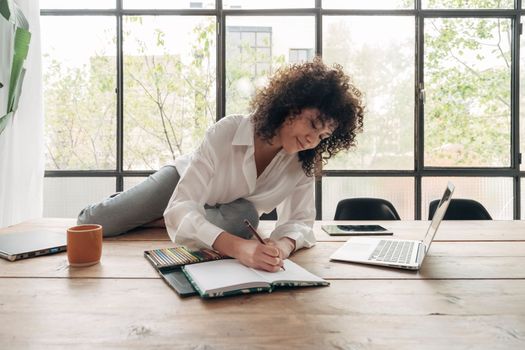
[369,240,415,264]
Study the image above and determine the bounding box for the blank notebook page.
[254,259,325,284]
[184,259,267,291]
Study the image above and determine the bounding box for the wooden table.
[1,219,524,349]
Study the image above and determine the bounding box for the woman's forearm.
[212,231,243,258]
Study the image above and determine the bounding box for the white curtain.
[0,0,43,228]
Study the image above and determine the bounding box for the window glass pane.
[323,16,414,170]
[323,0,413,9]
[521,17,525,170]
[422,177,513,220]
[322,177,414,220]
[40,0,115,9]
[522,179,525,219]
[242,32,256,46]
[223,0,313,9]
[44,177,115,218]
[225,16,315,115]
[123,177,148,191]
[42,17,116,170]
[424,18,511,167]
[123,16,216,170]
[124,0,216,9]
[422,0,513,9]
[289,48,313,64]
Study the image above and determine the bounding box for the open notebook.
[182,259,329,298]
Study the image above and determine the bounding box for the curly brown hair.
[250,58,365,176]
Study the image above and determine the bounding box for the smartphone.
[321,224,393,236]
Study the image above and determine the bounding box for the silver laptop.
[0,231,67,261]
[330,182,455,270]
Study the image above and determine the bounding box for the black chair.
[334,198,401,220]
[428,198,492,220]
[260,208,277,220]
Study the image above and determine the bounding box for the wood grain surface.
[0,219,524,349]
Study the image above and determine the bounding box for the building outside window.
[289,48,314,64]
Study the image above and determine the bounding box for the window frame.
[41,0,524,219]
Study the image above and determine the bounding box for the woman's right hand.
[235,239,283,272]
[213,231,283,272]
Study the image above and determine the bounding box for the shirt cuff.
[270,228,315,251]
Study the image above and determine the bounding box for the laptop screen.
[422,182,455,251]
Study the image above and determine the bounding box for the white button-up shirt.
[163,114,316,251]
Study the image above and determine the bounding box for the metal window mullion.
[223,8,317,16]
[40,9,117,16]
[116,0,124,192]
[415,0,424,220]
[120,9,217,16]
[513,0,522,219]
[315,0,323,219]
[217,1,225,122]
[323,168,520,176]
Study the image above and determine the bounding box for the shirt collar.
[232,116,255,146]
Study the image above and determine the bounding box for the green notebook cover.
[181,259,329,299]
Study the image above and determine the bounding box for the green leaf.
[7,21,31,113]
[0,111,13,134]
[0,0,11,21]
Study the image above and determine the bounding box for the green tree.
[44,54,116,170]
[44,16,217,171]
[424,13,511,166]
[323,18,415,170]
[123,16,216,170]
[225,30,286,116]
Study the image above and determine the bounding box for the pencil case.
[144,246,226,273]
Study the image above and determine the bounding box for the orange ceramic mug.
[67,224,103,267]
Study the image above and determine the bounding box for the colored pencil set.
[144,246,225,272]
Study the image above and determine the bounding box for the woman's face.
[277,108,336,154]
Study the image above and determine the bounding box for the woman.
[78,58,364,272]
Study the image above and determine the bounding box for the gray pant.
[77,165,259,239]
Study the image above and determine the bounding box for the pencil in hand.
[243,219,285,271]
[243,219,265,244]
